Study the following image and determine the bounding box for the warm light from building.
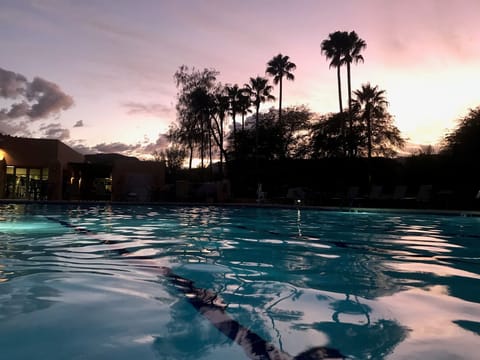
[0,149,5,160]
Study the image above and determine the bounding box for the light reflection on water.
[0,203,479,359]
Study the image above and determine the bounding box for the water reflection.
[0,278,61,321]
[1,204,479,359]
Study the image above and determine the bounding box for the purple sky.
[1,0,479,158]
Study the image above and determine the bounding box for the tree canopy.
[442,106,480,159]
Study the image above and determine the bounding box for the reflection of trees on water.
[158,208,417,358]
[3,205,477,358]
[0,281,60,321]
[152,300,233,360]
[309,319,408,359]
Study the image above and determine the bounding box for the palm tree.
[212,90,230,176]
[265,54,296,125]
[321,31,347,113]
[226,84,242,154]
[353,83,388,160]
[343,31,367,122]
[238,89,252,131]
[244,77,275,151]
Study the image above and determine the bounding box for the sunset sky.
[1,0,479,158]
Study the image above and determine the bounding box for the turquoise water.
[0,204,479,359]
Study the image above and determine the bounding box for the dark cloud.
[26,77,74,119]
[0,119,33,137]
[66,140,94,154]
[65,134,170,159]
[0,102,30,120]
[72,134,168,159]
[73,120,84,127]
[0,67,74,124]
[92,142,141,153]
[142,133,169,154]
[0,67,26,98]
[39,123,70,140]
[122,101,172,117]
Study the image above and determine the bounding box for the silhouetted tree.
[229,106,312,160]
[321,31,366,157]
[278,105,312,158]
[210,87,230,176]
[343,31,366,125]
[230,111,283,161]
[226,84,243,155]
[238,89,252,131]
[159,145,187,176]
[353,83,388,161]
[308,112,349,158]
[189,86,215,169]
[244,76,275,154]
[442,106,480,159]
[321,31,347,114]
[352,110,405,158]
[265,54,296,126]
[174,65,218,169]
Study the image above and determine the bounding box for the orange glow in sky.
[1,0,479,157]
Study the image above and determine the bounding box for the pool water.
[0,203,479,359]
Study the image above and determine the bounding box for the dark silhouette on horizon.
[266,53,297,127]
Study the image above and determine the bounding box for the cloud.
[73,120,84,127]
[26,77,74,119]
[0,67,74,123]
[66,132,170,159]
[66,139,94,154]
[39,123,70,140]
[0,67,26,98]
[0,119,33,137]
[92,142,141,154]
[142,133,169,154]
[122,101,172,117]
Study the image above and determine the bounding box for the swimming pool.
[0,203,479,359]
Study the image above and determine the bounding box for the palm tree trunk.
[232,112,237,156]
[336,65,343,113]
[278,77,283,125]
[347,62,353,157]
[219,115,224,178]
[188,141,193,170]
[367,111,372,160]
[200,115,205,169]
[255,102,260,152]
[255,101,260,182]
[208,129,213,178]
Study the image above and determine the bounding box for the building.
[0,135,166,202]
[0,135,84,200]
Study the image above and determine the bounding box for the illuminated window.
[30,168,41,179]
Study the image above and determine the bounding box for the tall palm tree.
[353,83,388,160]
[343,31,367,122]
[265,54,296,125]
[244,76,275,153]
[238,89,252,131]
[226,84,242,153]
[212,90,230,176]
[321,31,347,113]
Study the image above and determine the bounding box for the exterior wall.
[1,136,59,167]
[111,160,166,201]
[56,141,84,168]
[0,135,84,200]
